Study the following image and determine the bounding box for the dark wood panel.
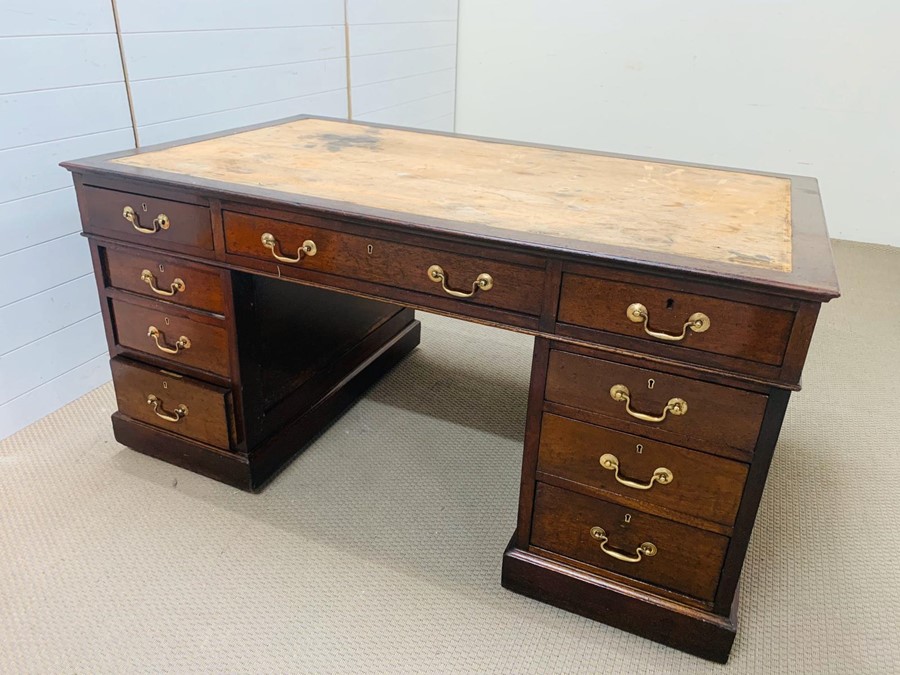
[103,245,226,314]
[112,414,252,488]
[248,320,422,490]
[531,483,729,602]
[502,542,737,663]
[78,185,213,251]
[545,349,768,455]
[110,298,229,378]
[222,210,545,316]
[110,357,232,449]
[515,337,552,549]
[714,387,791,614]
[558,273,795,366]
[537,413,748,527]
[230,274,414,449]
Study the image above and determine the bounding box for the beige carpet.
[1,239,898,673]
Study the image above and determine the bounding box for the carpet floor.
[1,239,898,673]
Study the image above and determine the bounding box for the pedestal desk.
[63,116,839,662]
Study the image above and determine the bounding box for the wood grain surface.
[557,272,796,366]
[536,413,748,527]
[530,483,729,601]
[114,118,792,272]
[544,349,768,456]
[222,210,546,316]
[103,245,226,314]
[78,185,213,252]
[110,357,232,449]
[109,298,230,377]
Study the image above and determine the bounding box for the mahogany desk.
[63,117,839,662]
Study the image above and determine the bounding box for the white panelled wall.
[116,1,349,145]
[349,0,458,131]
[455,0,900,247]
[0,0,132,437]
[0,0,460,439]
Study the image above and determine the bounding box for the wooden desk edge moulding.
[63,115,839,663]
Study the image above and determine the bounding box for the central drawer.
[222,210,545,316]
[531,483,729,602]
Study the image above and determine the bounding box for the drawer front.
[223,211,545,316]
[104,247,226,314]
[110,298,230,378]
[545,350,768,455]
[110,358,231,448]
[558,273,795,366]
[80,185,213,251]
[537,413,748,526]
[531,483,729,601]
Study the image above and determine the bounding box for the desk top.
[67,116,839,300]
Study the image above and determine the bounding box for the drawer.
[79,185,213,251]
[557,273,795,366]
[531,483,729,601]
[222,210,545,316]
[104,247,226,314]
[110,298,230,378]
[110,358,232,449]
[537,413,748,526]
[545,349,768,455]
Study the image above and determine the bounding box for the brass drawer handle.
[123,206,170,234]
[590,527,657,563]
[627,303,710,342]
[609,384,687,423]
[599,453,673,490]
[146,394,188,422]
[427,265,493,298]
[261,232,317,262]
[141,269,185,296]
[147,326,191,354]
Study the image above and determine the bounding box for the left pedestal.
[93,240,420,492]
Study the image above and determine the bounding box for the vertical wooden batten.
[343,0,354,120]
[453,0,461,132]
[109,0,140,148]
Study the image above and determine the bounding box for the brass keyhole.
[162,380,168,389]
[647,378,655,389]
[624,514,632,524]
[159,263,165,273]
[141,202,148,212]
[636,443,643,454]
[164,317,170,326]
[367,244,374,255]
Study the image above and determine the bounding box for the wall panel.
[0,3,130,439]
[119,0,349,146]
[455,0,899,246]
[349,1,458,131]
